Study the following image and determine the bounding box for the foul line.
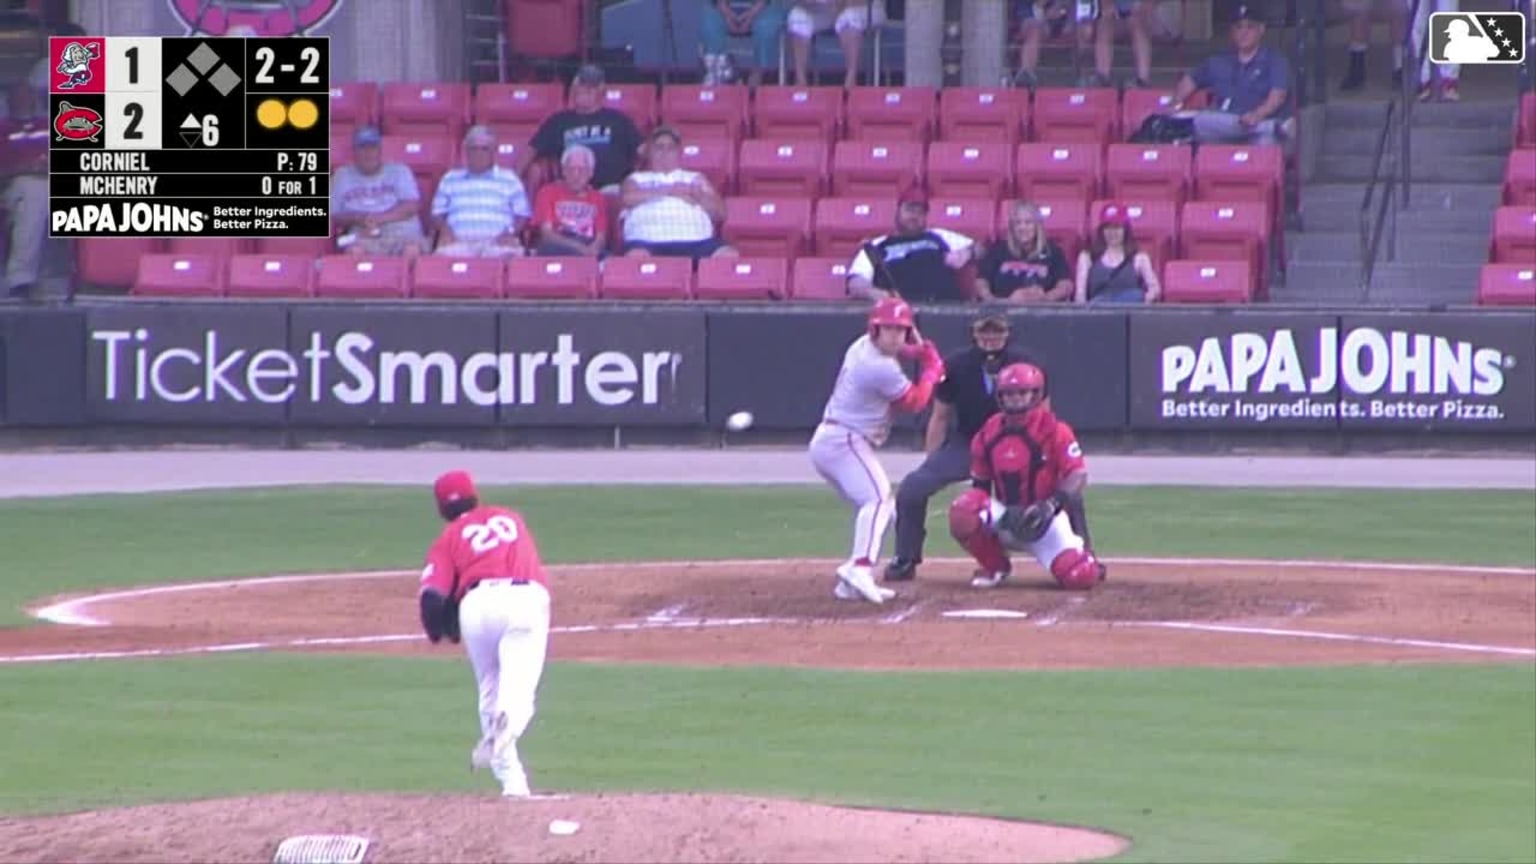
[1124,621,1536,657]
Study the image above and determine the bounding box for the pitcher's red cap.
[434,470,478,506]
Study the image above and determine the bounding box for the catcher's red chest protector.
[970,410,1085,507]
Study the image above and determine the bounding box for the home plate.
[942,609,1030,620]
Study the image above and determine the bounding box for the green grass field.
[1,485,1533,863]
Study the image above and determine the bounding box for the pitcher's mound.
[0,792,1129,863]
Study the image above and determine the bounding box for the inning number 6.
[462,515,520,554]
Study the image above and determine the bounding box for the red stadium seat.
[1091,198,1178,270]
[1179,200,1270,297]
[1194,144,1283,212]
[1022,197,1089,263]
[677,137,737,193]
[225,254,316,299]
[598,83,658,131]
[506,0,582,58]
[737,139,828,196]
[314,255,411,299]
[329,81,378,127]
[1015,142,1102,201]
[845,86,939,142]
[504,256,598,299]
[753,86,843,143]
[1119,90,1207,140]
[380,82,471,137]
[131,253,224,297]
[1477,264,1536,306]
[412,256,505,299]
[940,87,1028,146]
[381,133,455,183]
[1106,143,1193,208]
[722,196,814,258]
[1491,206,1536,264]
[598,256,694,299]
[813,197,899,258]
[256,236,334,257]
[1503,150,1536,205]
[831,140,924,197]
[1161,260,1253,304]
[791,256,857,300]
[330,132,353,169]
[928,199,997,246]
[660,85,749,141]
[926,141,1012,199]
[1518,92,1536,149]
[78,238,166,288]
[474,82,564,127]
[694,257,789,300]
[168,237,251,264]
[487,137,530,173]
[1032,88,1118,145]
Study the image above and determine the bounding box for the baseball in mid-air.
[725,411,755,431]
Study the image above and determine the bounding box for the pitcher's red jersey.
[969,408,1086,507]
[419,505,550,601]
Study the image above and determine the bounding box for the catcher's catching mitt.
[997,500,1059,547]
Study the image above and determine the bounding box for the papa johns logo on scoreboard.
[1158,326,1518,423]
[168,0,346,37]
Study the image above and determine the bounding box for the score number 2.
[253,45,321,85]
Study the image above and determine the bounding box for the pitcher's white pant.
[808,422,893,567]
[1411,0,1460,83]
[458,578,551,796]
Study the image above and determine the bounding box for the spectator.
[847,185,976,303]
[700,1,787,87]
[331,126,428,257]
[619,126,736,260]
[532,144,608,258]
[788,0,884,89]
[432,126,532,258]
[1,82,48,301]
[1074,202,1160,305]
[1010,0,1070,87]
[529,65,642,197]
[1079,0,1160,88]
[1171,4,1291,146]
[976,201,1073,303]
[1339,0,1406,92]
[1410,0,1469,101]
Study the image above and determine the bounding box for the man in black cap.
[1170,4,1292,146]
[529,64,642,196]
[885,312,1035,583]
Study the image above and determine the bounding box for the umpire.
[884,312,1035,583]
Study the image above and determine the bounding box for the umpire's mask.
[971,314,1011,371]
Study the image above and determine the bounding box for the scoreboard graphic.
[47,35,331,238]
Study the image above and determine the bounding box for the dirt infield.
[4,557,1532,863]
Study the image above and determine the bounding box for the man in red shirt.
[946,363,1106,590]
[419,470,553,798]
[531,143,607,258]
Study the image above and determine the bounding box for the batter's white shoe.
[834,579,896,602]
[969,569,1011,589]
[835,564,891,604]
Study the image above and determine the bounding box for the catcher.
[947,362,1107,590]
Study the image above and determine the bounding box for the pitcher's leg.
[457,590,505,771]
[492,586,553,797]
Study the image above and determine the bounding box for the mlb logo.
[48,36,106,94]
[1428,12,1526,65]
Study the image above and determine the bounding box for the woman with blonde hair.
[1074,202,1161,305]
[976,201,1073,303]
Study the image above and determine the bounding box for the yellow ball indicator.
[287,99,319,130]
[256,99,287,130]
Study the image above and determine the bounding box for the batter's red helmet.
[996,362,1047,416]
[867,296,915,336]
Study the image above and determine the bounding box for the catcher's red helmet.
[867,296,915,336]
[996,362,1046,416]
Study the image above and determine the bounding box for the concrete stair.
[1281,100,1513,306]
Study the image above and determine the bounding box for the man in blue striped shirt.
[432,126,533,257]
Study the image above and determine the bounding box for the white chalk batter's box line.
[6,557,1532,665]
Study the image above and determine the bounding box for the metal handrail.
[1358,97,1399,298]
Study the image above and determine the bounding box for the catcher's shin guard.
[1050,548,1102,591]
[949,490,1010,574]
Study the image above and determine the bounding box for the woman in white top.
[618,126,737,260]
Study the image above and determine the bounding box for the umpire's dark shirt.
[935,346,1036,442]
